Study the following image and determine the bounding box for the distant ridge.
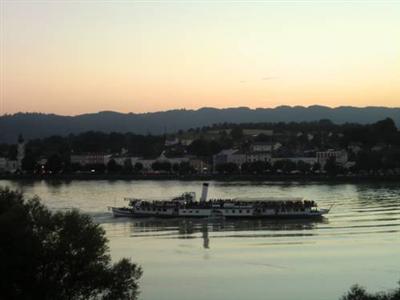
[1,106,399,143]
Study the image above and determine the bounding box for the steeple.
[17,134,25,167]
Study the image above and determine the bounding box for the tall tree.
[230,127,244,141]
[134,162,143,173]
[0,188,142,300]
[324,157,339,176]
[46,153,63,173]
[107,159,121,173]
[123,159,133,173]
[21,149,37,173]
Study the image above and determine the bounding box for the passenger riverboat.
[109,183,331,219]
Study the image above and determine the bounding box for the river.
[1,180,399,300]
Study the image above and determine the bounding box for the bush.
[341,281,400,300]
[0,188,142,300]
[215,162,239,174]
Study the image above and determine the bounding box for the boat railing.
[125,192,195,203]
[232,197,304,202]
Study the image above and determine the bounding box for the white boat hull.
[110,206,329,219]
[110,207,135,217]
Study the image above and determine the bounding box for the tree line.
[1,118,399,175]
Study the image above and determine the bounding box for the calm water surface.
[1,180,399,300]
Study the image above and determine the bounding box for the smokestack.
[200,183,209,202]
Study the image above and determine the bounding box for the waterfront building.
[250,142,273,152]
[250,142,281,153]
[0,135,25,173]
[0,157,18,173]
[157,151,189,165]
[180,138,193,146]
[135,158,156,171]
[246,152,272,163]
[165,137,180,147]
[189,158,211,174]
[316,149,348,168]
[271,157,317,165]
[135,152,190,172]
[213,149,246,170]
[110,155,139,166]
[70,153,112,166]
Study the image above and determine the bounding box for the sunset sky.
[1,1,399,115]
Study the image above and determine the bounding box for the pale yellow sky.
[1,1,399,115]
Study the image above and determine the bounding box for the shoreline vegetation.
[1,118,400,181]
[341,281,400,300]
[1,173,400,182]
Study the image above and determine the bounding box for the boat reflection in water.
[107,217,327,249]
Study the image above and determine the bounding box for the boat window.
[247,210,250,213]
[196,210,199,213]
[239,210,242,213]
[189,210,192,213]
[232,210,235,213]
[163,208,167,212]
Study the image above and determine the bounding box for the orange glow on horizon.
[1,2,399,116]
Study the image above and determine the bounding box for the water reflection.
[106,217,326,249]
[6,179,74,192]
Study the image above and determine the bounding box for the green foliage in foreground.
[341,281,400,300]
[0,188,142,300]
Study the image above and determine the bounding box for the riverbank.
[1,173,399,182]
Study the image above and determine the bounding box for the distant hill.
[1,106,399,143]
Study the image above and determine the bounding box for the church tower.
[17,134,25,168]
